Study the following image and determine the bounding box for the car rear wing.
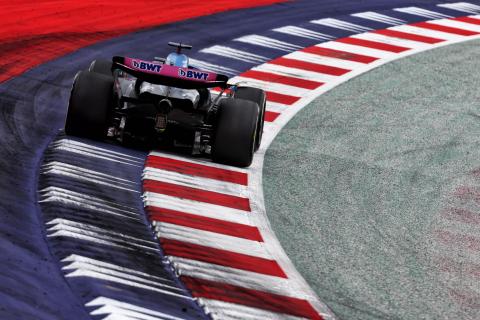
[112,56,229,89]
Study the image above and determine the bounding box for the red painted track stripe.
[453,16,480,25]
[411,21,479,36]
[241,70,323,89]
[373,29,444,44]
[336,37,410,53]
[181,276,323,319]
[266,91,300,105]
[0,0,287,84]
[143,180,251,211]
[265,111,280,122]
[302,46,378,63]
[161,239,286,277]
[146,155,248,185]
[148,206,263,241]
[269,57,351,76]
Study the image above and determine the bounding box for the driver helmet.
[165,52,189,67]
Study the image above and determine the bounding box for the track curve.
[141,5,480,319]
[3,1,480,319]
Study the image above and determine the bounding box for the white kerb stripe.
[284,51,366,70]
[47,223,157,251]
[144,192,252,225]
[389,24,463,41]
[66,269,188,299]
[317,41,395,58]
[47,230,152,252]
[199,299,310,320]
[42,161,138,185]
[351,11,406,25]
[429,18,480,32]
[45,166,139,193]
[62,254,176,285]
[189,58,239,76]
[85,296,189,319]
[350,32,428,49]
[230,76,309,97]
[265,101,290,114]
[310,18,372,32]
[47,218,155,245]
[234,35,303,52]
[91,305,184,320]
[393,7,452,19]
[438,2,480,14]
[53,139,144,160]
[87,297,188,320]
[200,45,268,64]
[273,26,333,41]
[148,151,248,174]
[254,63,338,83]
[63,261,183,293]
[155,222,270,259]
[143,167,248,197]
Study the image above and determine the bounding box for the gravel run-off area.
[264,39,480,320]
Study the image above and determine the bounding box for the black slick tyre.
[233,86,266,151]
[65,71,113,139]
[212,98,259,167]
[88,59,113,77]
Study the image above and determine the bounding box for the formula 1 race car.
[64,42,266,167]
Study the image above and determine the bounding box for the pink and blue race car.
[65,42,266,167]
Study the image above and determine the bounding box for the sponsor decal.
[178,68,209,80]
[132,59,162,73]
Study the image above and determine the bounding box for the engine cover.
[139,82,200,109]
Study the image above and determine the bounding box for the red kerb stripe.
[442,207,480,226]
[181,276,323,319]
[143,180,251,211]
[336,37,410,53]
[373,29,444,44]
[161,239,286,277]
[453,16,480,26]
[411,21,479,36]
[266,91,300,105]
[146,155,248,185]
[302,46,378,63]
[269,57,351,76]
[241,70,323,89]
[265,111,280,122]
[148,206,263,241]
[435,230,480,252]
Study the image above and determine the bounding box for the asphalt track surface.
[2,0,480,319]
[264,39,480,320]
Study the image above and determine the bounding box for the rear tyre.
[212,98,259,167]
[233,87,266,151]
[65,71,113,139]
[88,59,113,77]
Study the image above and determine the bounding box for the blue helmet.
[165,52,189,68]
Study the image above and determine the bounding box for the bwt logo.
[178,68,209,80]
[132,60,162,73]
